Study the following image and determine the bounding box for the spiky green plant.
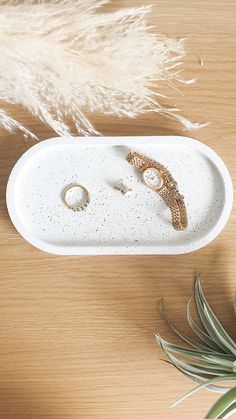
[156,276,236,419]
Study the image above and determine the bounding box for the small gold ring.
[63,184,90,212]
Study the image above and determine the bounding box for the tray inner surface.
[13,143,224,248]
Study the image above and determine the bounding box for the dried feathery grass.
[0,0,205,138]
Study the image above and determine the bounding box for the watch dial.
[142,168,163,190]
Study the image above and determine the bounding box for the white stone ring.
[63,184,90,212]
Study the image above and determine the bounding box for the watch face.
[142,167,163,190]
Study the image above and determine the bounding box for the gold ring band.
[63,184,90,212]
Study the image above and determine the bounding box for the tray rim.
[6,135,233,255]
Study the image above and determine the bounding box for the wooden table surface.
[0,1,235,418]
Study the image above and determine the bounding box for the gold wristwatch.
[126,151,188,230]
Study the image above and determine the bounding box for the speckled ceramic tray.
[6,136,233,255]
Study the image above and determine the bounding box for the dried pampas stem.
[0,0,204,138]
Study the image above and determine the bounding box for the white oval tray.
[6,136,233,255]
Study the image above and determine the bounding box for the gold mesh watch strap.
[177,198,188,230]
[126,151,188,230]
[126,151,147,170]
[159,186,187,230]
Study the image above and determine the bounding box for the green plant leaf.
[166,352,227,380]
[158,335,233,375]
[218,403,236,419]
[187,295,224,352]
[172,367,232,394]
[171,375,236,408]
[156,276,236,415]
[160,299,212,351]
[156,335,235,367]
[157,336,234,394]
[195,279,236,356]
[205,387,236,419]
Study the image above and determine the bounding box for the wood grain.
[0,1,236,418]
